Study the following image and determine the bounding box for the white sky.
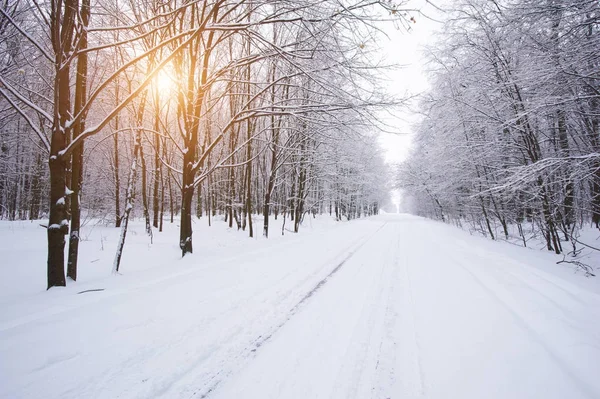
[377,0,443,165]
[372,0,446,211]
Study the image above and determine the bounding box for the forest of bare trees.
[0,0,401,288]
[399,0,599,254]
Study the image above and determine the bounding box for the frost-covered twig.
[557,256,596,277]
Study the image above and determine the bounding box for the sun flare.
[155,70,174,92]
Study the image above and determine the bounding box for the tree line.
[0,0,402,288]
[399,0,599,253]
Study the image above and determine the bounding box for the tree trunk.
[152,96,161,228]
[29,153,43,220]
[47,153,68,289]
[179,145,195,255]
[480,197,495,240]
[245,120,254,238]
[47,0,78,289]
[140,147,153,242]
[196,183,203,218]
[113,130,142,273]
[159,152,165,232]
[168,170,174,223]
[113,87,122,228]
[227,162,235,228]
[294,138,307,233]
[67,0,90,281]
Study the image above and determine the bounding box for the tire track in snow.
[329,223,395,399]
[31,222,387,399]
[194,222,389,399]
[0,221,352,334]
[370,244,399,399]
[137,225,383,399]
[371,223,425,399]
[401,230,426,397]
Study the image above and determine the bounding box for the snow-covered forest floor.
[1,213,600,399]
[453,218,600,278]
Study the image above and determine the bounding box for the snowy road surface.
[1,214,600,398]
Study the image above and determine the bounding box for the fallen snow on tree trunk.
[0,214,599,398]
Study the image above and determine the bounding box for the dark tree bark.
[29,153,43,220]
[67,0,90,282]
[178,4,218,256]
[294,136,308,233]
[227,124,237,228]
[47,0,78,289]
[140,146,152,242]
[263,136,279,237]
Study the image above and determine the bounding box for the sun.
[155,69,174,92]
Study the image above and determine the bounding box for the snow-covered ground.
[1,213,600,398]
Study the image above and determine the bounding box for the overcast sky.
[377,0,445,165]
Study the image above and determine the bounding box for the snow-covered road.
[1,214,600,398]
